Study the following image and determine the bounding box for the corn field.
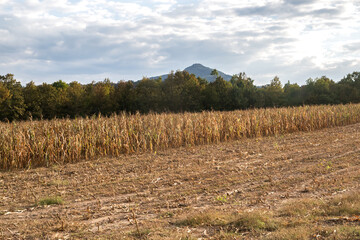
[1,104,360,170]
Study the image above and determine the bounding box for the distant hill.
[184,63,232,82]
[150,63,232,82]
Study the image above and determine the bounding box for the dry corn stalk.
[1,104,360,170]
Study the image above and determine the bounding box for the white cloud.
[0,0,359,85]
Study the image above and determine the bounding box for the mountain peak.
[149,63,232,82]
[189,63,206,68]
[184,63,232,82]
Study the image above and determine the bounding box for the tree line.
[0,70,359,121]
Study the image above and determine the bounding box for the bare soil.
[1,123,360,239]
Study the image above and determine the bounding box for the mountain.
[150,63,232,82]
[184,63,232,82]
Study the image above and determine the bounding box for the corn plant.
[1,104,360,170]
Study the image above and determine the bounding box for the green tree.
[211,69,219,77]
[229,72,258,109]
[86,79,116,115]
[0,82,10,105]
[65,81,86,117]
[264,76,284,107]
[162,70,204,112]
[0,74,25,121]
[135,77,162,113]
[115,81,136,113]
[52,80,68,90]
[284,81,302,106]
[203,74,232,110]
[23,81,42,119]
[337,72,360,103]
[180,73,205,111]
[37,83,58,119]
[51,80,70,117]
[304,76,335,105]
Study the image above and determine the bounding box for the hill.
[150,63,232,82]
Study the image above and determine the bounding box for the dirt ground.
[1,123,360,239]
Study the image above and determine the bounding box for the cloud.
[0,0,359,85]
[343,42,360,52]
[234,2,343,19]
[284,0,317,6]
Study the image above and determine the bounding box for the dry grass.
[279,192,360,218]
[175,210,231,227]
[175,193,360,239]
[324,193,360,217]
[1,104,360,170]
[176,210,278,233]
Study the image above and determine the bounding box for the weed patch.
[37,196,64,206]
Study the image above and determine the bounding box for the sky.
[0,0,359,85]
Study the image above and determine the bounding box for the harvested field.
[1,122,360,239]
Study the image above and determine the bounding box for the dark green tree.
[162,70,204,112]
[86,79,116,115]
[337,72,360,103]
[264,76,284,107]
[304,76,335,104]
[0,74,26,121]
[52,80,70,117]
[135,77,162,113]
[229,72,258,109]
[115,81,136,113]
[65,81,86,117]
[203,74,232,110]
[23,81,42,119]
[37,83,58,119]
[211,69,219,77]
[284,81,302,106]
